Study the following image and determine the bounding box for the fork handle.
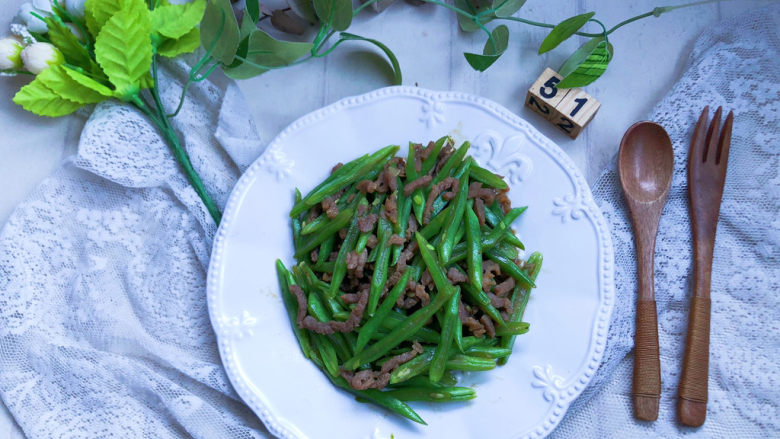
[678,296,711,427]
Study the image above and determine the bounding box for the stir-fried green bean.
[277,140,542,425]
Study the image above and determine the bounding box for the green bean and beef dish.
[275,137,542,425]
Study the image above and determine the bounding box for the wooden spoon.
[618,122,675,422]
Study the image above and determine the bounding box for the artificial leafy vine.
[1,0,738,223]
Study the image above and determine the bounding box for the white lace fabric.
[0,6,778,439]
[0,54,271,438]
[552,5,780,438]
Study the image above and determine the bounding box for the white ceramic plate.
[207,86,614,439]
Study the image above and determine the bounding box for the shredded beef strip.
[321,196,339,219]
[366,234,378,249]
[356,179,377,194]
[497,189,511,214]
[467,181,497,205]
[357,213,378,233]
[388,234,404,246]
[340,293,361,304]
[331,162,343,174]
[383,194,398,224]
[480,315,496,338]
[447,267,468,284]
[487,292,513,314]
[403,175,432,196]
[424,177,458,224]
[396,241,418,271]
[380,341,424,373]
[413,284,430,307]
[464,316,486,337]
[406,215,418,239]
[401,297,419,309]
[474,197,486,226]
[310,249,318,263]
[493,278,515,297]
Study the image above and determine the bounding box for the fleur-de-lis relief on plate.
[532,365,566,403]
[258,144,294,181]
[552,193,585,223]
[419,98,446,127]
[471,131,533,184]
[218,310,257,339]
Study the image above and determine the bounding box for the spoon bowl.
[618,121,675,422]
[619,122,675,203]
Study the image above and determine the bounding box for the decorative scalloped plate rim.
[207,86,615,439]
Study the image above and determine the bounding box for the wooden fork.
[678,106,733,427]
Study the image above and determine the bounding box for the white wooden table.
[0,1,767,437]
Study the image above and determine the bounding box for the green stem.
[136,59,222,225]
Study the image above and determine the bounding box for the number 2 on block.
[556,117,574,133]
[528,95,550,115]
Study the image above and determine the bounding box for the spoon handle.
[631,207,662,421]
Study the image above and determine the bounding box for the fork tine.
[690,106,710,165]
[716,110,734,166]
[703,106,722,162]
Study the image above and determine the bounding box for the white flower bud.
[64,0,86,19]
[32,0,54,14]
[18,3,50,34]
[21,42,63,74]
[0,38,24,70]
[65,23,84,42]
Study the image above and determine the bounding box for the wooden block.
[525,67,571,121]
[525,67,601,139]
[552,88,601,139]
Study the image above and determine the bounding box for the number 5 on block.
[525,67,600,139]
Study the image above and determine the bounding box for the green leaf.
[36,65,110,104]
[85,0,127,37]
[246,0,260,23]
[239,11,257,41]
[223,28,312,79]
[61,66,114,97]
[158,28,201,57]
[44,16,92,69]
[463,24,508,72]
[339,32,402,85]
[201,0,240,65]
[455,0,493,32]
[313,0,352,31]
[557,39,612,89]
[492,0,526,18]
[289,0,317,23]
[538,11,594,54]
[558,36,601,77]
[94,1,153,99]
[151,0,206,39]
[13,77,83,117]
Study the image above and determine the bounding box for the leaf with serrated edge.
[85,0,126,37]
[313,0,352,31]
[94,2,152,99]
[62,66,113,97]
[151,0,206,39]
[36,66,108,104]
[557,40,612,88]
[158,28,201,57]
[538,12,594,54]
[492,0,526,18]
[45,17,91,68]
[201,0,240,65]
[13,77,83,117]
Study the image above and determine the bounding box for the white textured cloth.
[0,54,271,438]
[553,5,780,438]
